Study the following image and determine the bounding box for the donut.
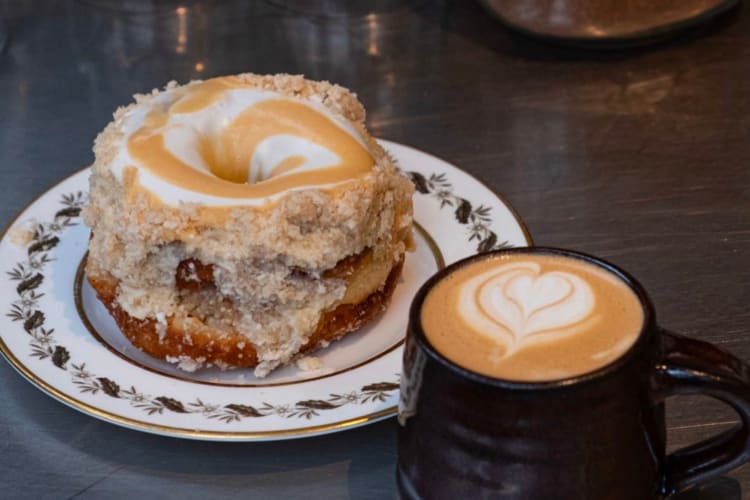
[83,74,414,377]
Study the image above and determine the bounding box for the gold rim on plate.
[0,146,533,440]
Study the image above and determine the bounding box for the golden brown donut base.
[87,257,404,370]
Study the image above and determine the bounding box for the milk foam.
[421,254,644,382]
[457,261,595,356]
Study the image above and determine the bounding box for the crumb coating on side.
[83,73,414,376]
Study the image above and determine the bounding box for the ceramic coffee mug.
[397,247,750,499]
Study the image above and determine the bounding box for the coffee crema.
[421,253,644,382]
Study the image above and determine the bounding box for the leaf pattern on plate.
[404,170,511,252]
[4,162,511,423]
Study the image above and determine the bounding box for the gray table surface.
[1,1,749,498]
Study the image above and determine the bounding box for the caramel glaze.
[126,77,375,200]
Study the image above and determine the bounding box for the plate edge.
[0,141,532,440]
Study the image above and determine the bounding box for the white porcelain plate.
[0,140,531,441]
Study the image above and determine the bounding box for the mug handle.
[654,329,750,497]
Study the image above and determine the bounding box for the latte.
[421,253,643,382]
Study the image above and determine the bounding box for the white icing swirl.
[110,86,371,207]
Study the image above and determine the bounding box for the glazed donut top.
[111,76,376,206]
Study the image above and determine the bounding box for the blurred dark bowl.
[478,0,740,47]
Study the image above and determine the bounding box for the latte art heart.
[422,254,643,381]
[457,262,595,356]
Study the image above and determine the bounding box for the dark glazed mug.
[397,248,750,499]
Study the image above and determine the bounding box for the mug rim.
[408,246,657,391]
